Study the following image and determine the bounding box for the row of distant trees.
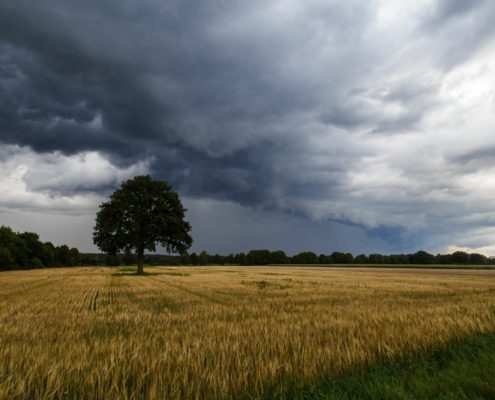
[0,226,81,270]
[2,225,494,271]
[182,249,495,266]
[79,249,495,267]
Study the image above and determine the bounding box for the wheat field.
[0,266,494,399]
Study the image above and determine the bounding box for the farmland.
[0,266,494,399]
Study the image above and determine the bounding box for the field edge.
[266,331,495,400]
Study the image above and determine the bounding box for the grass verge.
[277,332,495,400]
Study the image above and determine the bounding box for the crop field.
[0,266,494,399]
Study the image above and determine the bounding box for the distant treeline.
[2,225,494,270]
[81,249,495,267]
[0,226,81,270]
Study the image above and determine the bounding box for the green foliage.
[0,226,29,268]
[180,252,191,265]
[199,250,209,265]
[105,254,121,266]
[18,232,42,261]
[0,247,14,269]
[122,251,137,266]
[318,253,332,264]
[247,249,271,265]
[410,250,436,264]
[451,251,471,264]
[29,257,44,269]
[190,252,199,265]
[39,242,57,267]
[330,251,354,264]
[212,254,223,265]
[469,252,486,265]
[283,333,495,400]
[93,175,193,273]
[354,254,369,264]
[69,247,81,266]
[291,251,319,264]
[235,252,247,265]
[57,245,72,266]
[0,225,80,270]
[270,250,289,264]
[369,253,385,264]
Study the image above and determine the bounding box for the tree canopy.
[93,175,193,274]
[0,225,80,270]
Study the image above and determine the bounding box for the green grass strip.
[258,332,495,400]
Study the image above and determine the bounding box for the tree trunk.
[137,248,144,275]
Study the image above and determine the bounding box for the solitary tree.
[93,175,193,274]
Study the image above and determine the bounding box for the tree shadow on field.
[111,272,159,277]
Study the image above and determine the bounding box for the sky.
[1,0,495,255]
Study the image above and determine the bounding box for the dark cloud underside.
[1,0,495,253]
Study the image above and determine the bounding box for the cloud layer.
[0,145,148,213]
[1,0,495,253]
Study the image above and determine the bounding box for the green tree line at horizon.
[1,225,494,271]
[173,248,495,266]
[0,225,80,270]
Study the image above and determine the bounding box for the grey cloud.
[0,146,147,214]
[429,0,486,23]
[1,0,379,205]
[1,0,495,254]
[422,0,495,68]
[183,198,396,256]
[448,146,495,173]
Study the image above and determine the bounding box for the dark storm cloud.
[0,0,377,206]
[2,0,495,254]
[0,0,196,163]
[0,44,131,156]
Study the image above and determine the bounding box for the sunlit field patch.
[0,266,494,399]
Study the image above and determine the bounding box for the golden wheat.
[0,266,494,399]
